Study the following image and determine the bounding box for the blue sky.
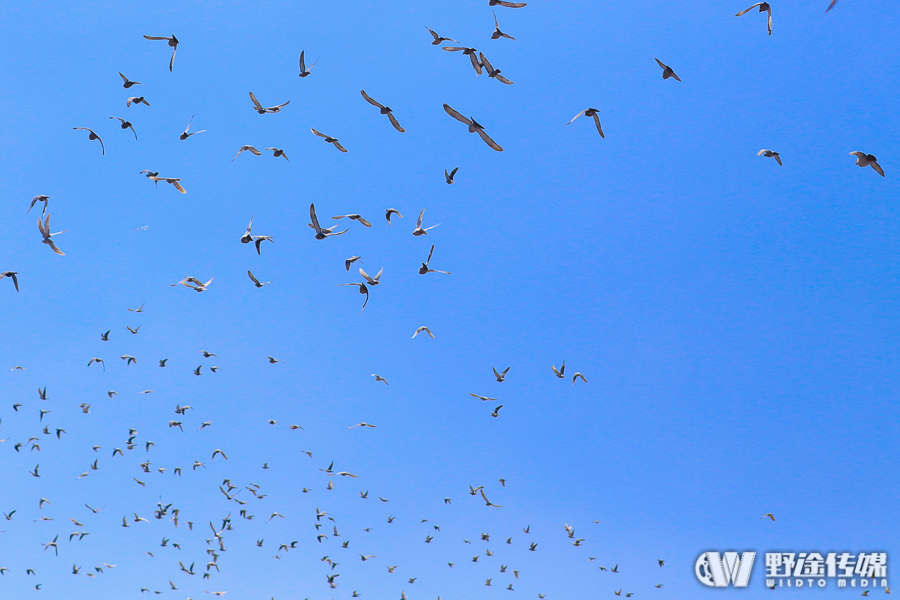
[0,0,898,598]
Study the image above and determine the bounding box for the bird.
[566,108,604,137]
[445,167,459,184]
[490,0,527,7]
[127,325,140,334]
[552,361,566,378]
[148,176,186,193]
[479,53,513,84]
[761,513,776,521]
[180,115,205,140]
[758,149,782,165]
[655,58,682,82]
[826,0,838,11]
[310,204,349,239]
[73,128,104,155]
[1,272,18,292]
[333,213,373,227]
[118,72,142,88]
[372,374,389,385]
[385,209,403,225]
[248,271,273,288]
[480,489,502,506]
[412,326,435,339]
[143,34,179,71]
[361,91,405,132]
[443,104,503,151]
[491,11,516,39]
[37,214,66,256]
[311,128,347,152]
[338,282,369,313]
[298,51,318,77]
[266,147,289,161]
[128,303,144,312]
[850,152,885,177]
[252,236,274,255]
[233,145,262,161]
[490,405,503,418]
[87,358,105,371]
[572,372,587,385]
[735,2,772,36]
[426,27,458,45]
[359,267,384,286]
[658,559,665,567]
[419,245,451,274]
[443,46,482,75]
[349,423,377,428]
[493,367,510,382]
[470,393,497,402]
[109,117,137,139]
[28,195,49,216]
[345,256,363,271]
[267,356,281,364]
[159,359,168,367]
[126,96,150,107]
[249,91,290,114]
[413,209,441,236]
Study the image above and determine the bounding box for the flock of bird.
[2,0,882,598]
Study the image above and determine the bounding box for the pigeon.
[142,34,179,71]
[360,90,405,132]
[849,152,885,177]
[735,2,772,36]
[566,109,604,137]
[655,58,682,82]
[73,128,105,155]
[445,168,459,184]
[109,117,137,139]
[118,72,142,88]
[298,51,318,77]
[427,28,458,45]
[311,128,347,152]
[443,104,503,151]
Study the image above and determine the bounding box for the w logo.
[695,552,756,587]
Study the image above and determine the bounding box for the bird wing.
[443,104,472,125]
[311,128,327,139]
[359,268,375,285]
[495,74,514,85]
[119,72,129,82]
[387,112,405,133]
[249,92,263,111]
[249,146,261,155]
[450,167,458,177]
[426,245,434,265]
[871,161,885,177]
[143,35,170,40]
[767,9,773,35]
[591,113,605,138]
[270,100,291,110]
[479,52,494,73]
[248,271,261,285]
[310,203,322,232]
[735,3,764,16]
[299,50,306,72]
[655,57,666,69]
[477,128,504,152]
[171,180,186,194]
[357,216,372,227]
[825,0,838,12]
[48,240,65,256]
[332,140,348,152]
[360,90,383,109]
[169,45,176,72]
[416,209,425,228]
[426,27,440,41]
[442,46,465,52]
[565,110,586,126]
[493,11,500,28]
[774,154,782,166]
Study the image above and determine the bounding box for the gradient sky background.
[1,0,898,598]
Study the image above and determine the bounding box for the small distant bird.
[37,214,66,256]
[249,91,289,114]
[412,326,434,339]
[426,27,458,45]
[566,108,604,138]
[443,104,503,151]
[129,303,144,312]
[735,3,772,36]
[849,152,885,177]
[109,117,137,139]
[233,145,262,161]
[28,195,49,216]
[491,11,516,39]
[345,256,363,271]
[385,209,403,225]
[493,367,510,382]
[159,359,168,367]
[479,52,513,84]
[143,34,179,71]
[419,245,451,274]
[119,72,142,88]
[372,374,389,385]
[87,358,105,371]
[572,373,587,385]
[1,272,18,292]
[658,559,665,567]
[248,271,272,288]
[361,91,405,132]
[311,128,347,152]
[655,58,682,82]
[349,423,377,429]
[758,149,782,166]
[552,361,566,378]
[359,267,384,286]
[310,204,349,239]
[445,167,459,184]
[333,214,373,227]
[490,0,527,8]
[127,96,150,107]
[180,115,205,140]
[413,209,441,236]
[298,51,318,77]
[266,147,289,161]
[73,127,104,155]
[490,405,503,418]
[470,393,497,402]
[127,326,140,334]
[267,356,281,364]
[762,513,776,521]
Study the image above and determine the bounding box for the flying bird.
[412,326,435,339]
[248,271,273,288]
[735,3,772,36]
[249,91,290,114]
[109,117,137,139]
[572,372,587,385]
[480,489,502,506]
[385,209,403,225]
[443,104,503,151]
[345,256,363,271]
[361,91,405,132]
[339,282,369,313]
[826,0,838,11]
[552,361,566,378]
[266,147,289,161]
[761,513,776,521]
[491,11,516,39]
[479,53,513,84]
[119,72,142,88]
[311,128,347,152]
[298,51,318,77]
[333,214,372,227]
[849,152,885,177]
[758,149,782,165]
[180,115,205,140]
[490,0,527,7]
[419,245,451,274]
[491,405,503,417]
[28,195,49,216]
[493,367,510,382]
[233,145,262,160]
[372,374,389,385]
[426,27,458,45]
[359,267,384,286]
[445,167,459,184]
[37,214,66,256]
[566,108,604,137]
[413,209,441,236]
[126,96,150,107]
[143,34,179,71]
[310,204,349,239]
[1,272,18,292]
[73,128,104,155]
[443,46,482,75]
[655,58,682,82]
[87,358,105,371]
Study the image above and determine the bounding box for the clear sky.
[0,0,898,598]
